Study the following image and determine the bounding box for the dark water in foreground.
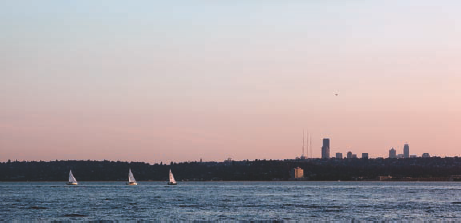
[1,181,461,221]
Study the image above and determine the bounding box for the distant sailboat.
[67,170,78,185]
[168,169,177,185]
[127,168,137,185]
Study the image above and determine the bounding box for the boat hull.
[66,182,78,185]
[168,182,177,185]
[126,182,137,185]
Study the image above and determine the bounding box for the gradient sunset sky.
[1,1,461,163]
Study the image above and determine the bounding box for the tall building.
[336,153,343,159]
[290,167,304,179]
[362,153,369,160]
[347,151,352,159]
[389,148,397,158]
[321,138,330,159]
[404,143,410,158]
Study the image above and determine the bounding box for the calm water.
[1,181,461,221]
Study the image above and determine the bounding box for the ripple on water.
[63,214,87,217]
[1,181,461,221]
[29,206,47,210]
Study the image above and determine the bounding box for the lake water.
[1,181,461,221]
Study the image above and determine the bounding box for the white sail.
[128,169,137,183]
[68,170,77,184]
[169,169,176,184]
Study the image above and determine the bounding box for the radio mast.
[302,129,305,158]
[306,130,309,159]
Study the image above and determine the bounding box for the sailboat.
[127,168,137,185]
[168,169,177,185]
[66,170,78,185]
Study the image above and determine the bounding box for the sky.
[1,1,461,163]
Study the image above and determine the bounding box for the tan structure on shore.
[290,167,304,179]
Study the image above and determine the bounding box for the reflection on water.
[1,181,460,221]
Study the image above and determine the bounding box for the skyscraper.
[321,138,330,159]
[336,152,343,159]
[389,148,397,158]
[347,151,352,159]
[404,143,410,158]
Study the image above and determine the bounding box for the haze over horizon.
[1,1,461,163]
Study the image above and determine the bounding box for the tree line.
[1,157,461,181]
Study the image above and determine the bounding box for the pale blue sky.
[1,1,461,162]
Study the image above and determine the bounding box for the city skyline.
[1,1,461,163]
[303,140,434,160]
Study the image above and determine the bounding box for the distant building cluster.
[297,138,432,160]
[387,143,430,159]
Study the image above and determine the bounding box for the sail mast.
[128,168,136,183]
[169,169,176,183]
[68,170,77,183]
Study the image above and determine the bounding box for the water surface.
[1,181,460,221]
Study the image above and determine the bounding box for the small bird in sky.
[335,93,339,96]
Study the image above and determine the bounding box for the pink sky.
[1,1,461,163]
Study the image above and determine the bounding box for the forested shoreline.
[1,157,461,181]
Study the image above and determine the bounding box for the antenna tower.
[302,129,305,157]
[306,130,309,159]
